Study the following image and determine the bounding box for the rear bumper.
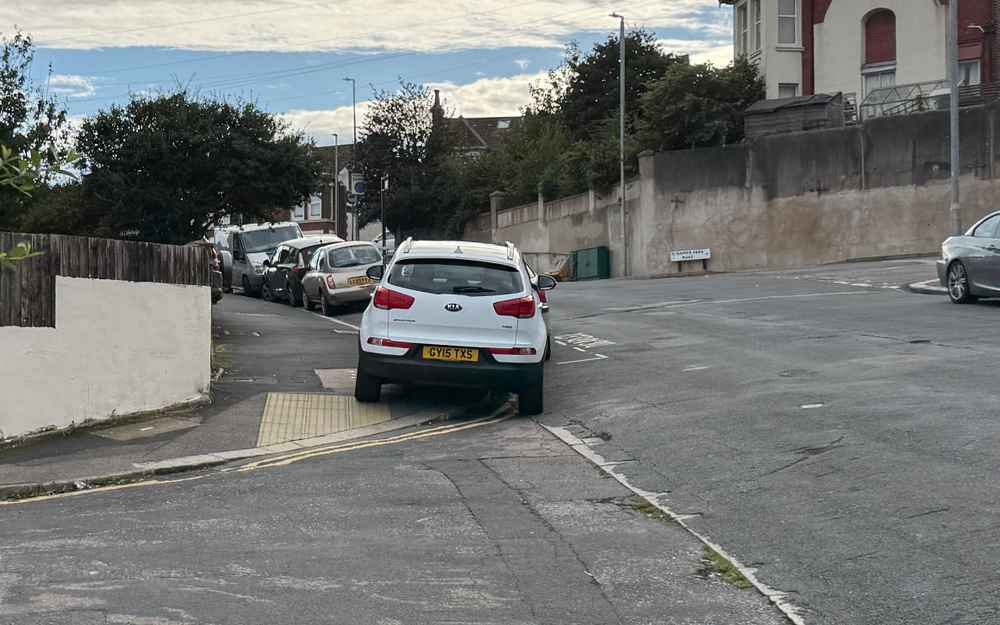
[329,285,374,304]
[359,347,541,391]
[937,259,948,286]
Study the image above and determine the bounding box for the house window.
[778,83,799,98]
[309,194,322,217]
[752,0,762,52]
[293,203,305,220]
[960,60,982,86]
[862,10,896,97]
[736,2,748,56]
[777,0,798,46]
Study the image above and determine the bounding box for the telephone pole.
[344,77,358,240]
[610,12,627,276]
[948,0,962,235]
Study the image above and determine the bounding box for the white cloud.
[281,71,543,144]
[48,74,97,98]
[6,1,729,54]
[658,39,734,67]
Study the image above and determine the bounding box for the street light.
[343,77,358,240]
[947,0,961,236]
[610,12,627,276]
[332,133,339,237]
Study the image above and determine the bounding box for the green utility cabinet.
[573,246,611,280]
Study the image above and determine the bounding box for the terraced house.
[722,0,998,109]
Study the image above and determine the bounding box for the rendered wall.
[0,277,212,438]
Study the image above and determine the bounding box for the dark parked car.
[189,239,224,304]
[262,235,343,306]
[938,210,1000,304]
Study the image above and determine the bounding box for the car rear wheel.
[518,367,544,416]
[261,282,273,301]
[947,261,978,304]
[354,367,381,402]
[320,293,334,316]
[303,290,315,311]
[242,275,259,298]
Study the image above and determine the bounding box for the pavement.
[7,256,998,625]
[0,294,494,495]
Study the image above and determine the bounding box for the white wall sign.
[670,248,712,262]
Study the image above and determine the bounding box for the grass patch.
[212,342,233,370]
[626,495,674,524]
[701,546,753,590]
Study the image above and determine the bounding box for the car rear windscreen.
[388,259,522,296]
[330,245,381,268]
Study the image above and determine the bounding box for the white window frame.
[777,0,800,47]
[309,194,322,217]
[736,1,749,56]
[861,62,896,98]
[959,59,982,86]
[293,202,305,221]
[751,0,762,53]
[778,83,799,98]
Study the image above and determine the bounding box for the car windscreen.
[388,259,522,296]
[241,226,300,253]
[329,245,382,269]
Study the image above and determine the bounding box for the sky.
[4,0,734,147]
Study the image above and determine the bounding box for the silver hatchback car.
[301,241,383,315]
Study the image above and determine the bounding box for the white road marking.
[556,353,608,365]
[682,365,711,372]
[308,311,361,331]
[800,403,825,409]
[555,341,567,346]
[540,424,807,625]
[573,347,587,352]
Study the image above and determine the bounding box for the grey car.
[301,242,383,316]
[937,210,1000,303]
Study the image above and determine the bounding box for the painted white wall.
[0,277,211,438]
[814,0,947,98]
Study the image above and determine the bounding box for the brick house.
[721,0,997,104]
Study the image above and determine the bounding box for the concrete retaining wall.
[0,277,212,438]
[464,105,1000,278]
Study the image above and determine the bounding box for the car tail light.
[489,347,537,356]
[493,296,535,318]
[325,275,337,290]
[373,286,414,310]
[537,288,547,304]
[367,337,414,349]
[292,265,305,274]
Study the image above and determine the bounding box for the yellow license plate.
[348,276,373,286]
[422,346,479,362]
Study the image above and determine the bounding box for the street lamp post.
[947,0,962,236]
[343,77,358,240]
[610,12,627,276]
[332,133,339,237]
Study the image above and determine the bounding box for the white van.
[226,222,303,297]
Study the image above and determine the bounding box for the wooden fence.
[0,232,210,328]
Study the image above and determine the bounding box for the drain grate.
[257,392,391,446]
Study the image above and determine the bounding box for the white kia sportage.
[355,239,556,415]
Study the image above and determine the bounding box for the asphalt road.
[538,258,1000,625]
[4,256,997,625]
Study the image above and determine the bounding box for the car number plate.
[348,276,373,286]
[422,346,479,362]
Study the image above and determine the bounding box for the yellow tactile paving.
[256,393,392,447]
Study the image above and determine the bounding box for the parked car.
[355,239,557,415]
[261,235,344,306]
[189,238,224,304]
[300,241,383,315]
[938,210,1000,304]
[212,226,234,292]
[227,222,303,297]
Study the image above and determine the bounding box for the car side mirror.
[262,259,271,268]
[366,265,384,281]
[537,274,557,290]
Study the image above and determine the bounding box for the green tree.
[76,92,319,244]
[356,81,458,238]
[637,58,765,151]
[0,31,73,228]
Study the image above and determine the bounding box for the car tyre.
[261,282,273,301]
[947,261,978,304]
[320,293,334,317]
[518,366,544,416]
[545,336,552,362]
[286,282,302,307]
[303,291,315,311]
[354,368,381,402]
[242,275,259,298]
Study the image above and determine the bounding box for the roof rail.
[400,237,414,254]
[504,240,516,260]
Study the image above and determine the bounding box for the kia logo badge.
[445,303,462,312]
